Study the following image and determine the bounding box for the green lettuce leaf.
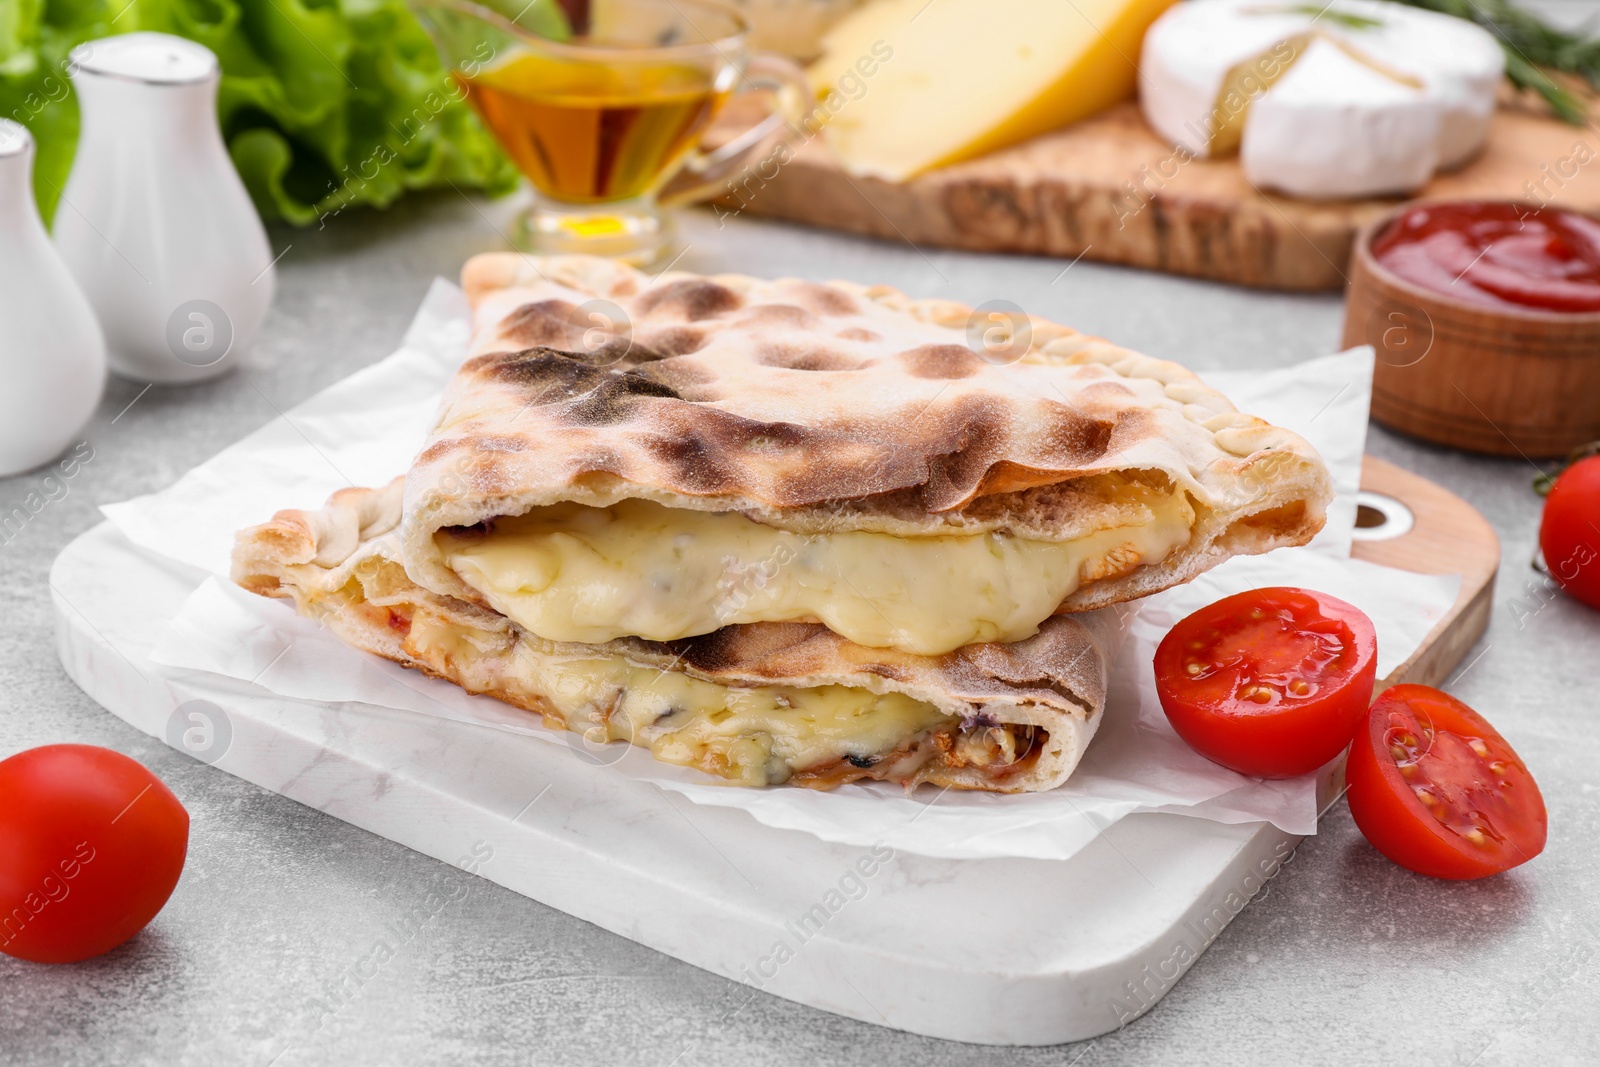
[0,0,525,226]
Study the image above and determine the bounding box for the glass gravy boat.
[413,0,810,263]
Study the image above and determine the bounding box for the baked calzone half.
[404,254,1331,658]
[231,254,1331,793]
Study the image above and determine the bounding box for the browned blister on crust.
[403,254,1332,613]
[231,481,1110,793]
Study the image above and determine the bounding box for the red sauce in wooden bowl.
[1371,202,1600,314]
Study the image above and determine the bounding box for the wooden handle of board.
[1352,456,1500,690]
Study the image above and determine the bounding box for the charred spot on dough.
[499,299,580,347]
[634,358,718,400]
[916,397,1015,511]
[639,424,739,493]
[480,347,595,394]
[723,418,813,455]
[836,326,881,343]
[563,371,683,425]
[460,349,531,378]
[1039,403,1118,465]
[639,408,825,492]
[637,325,709,357]
[478,349,680,421]
[756,340,864,372]
[739,303,819,332]
[900,343,983,380]
[665,629,742,674]
[579,338,638,367]
[634,279,743,322]
[784,280,859,317]
[1101,406,1154,456]
[766,450,915,506]
[415,433,474,467]
[666,621,830,676]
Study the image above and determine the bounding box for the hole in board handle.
[1351,491,1415,542]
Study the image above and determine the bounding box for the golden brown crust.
[403,254,1332,611]
[231,482,1107,793]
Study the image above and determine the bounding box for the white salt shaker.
[55,33,275,384]
[0,120,106,477]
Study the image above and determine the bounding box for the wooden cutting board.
[708,97,1600,290]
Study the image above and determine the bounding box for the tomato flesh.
[1539,454,1600,611]
[0,745,190,963]
[1347,685,1546,880]
[1154,587,1378,778]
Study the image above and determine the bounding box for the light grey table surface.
[3,192,1597,1067]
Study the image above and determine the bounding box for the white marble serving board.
[53,520,1340,1046]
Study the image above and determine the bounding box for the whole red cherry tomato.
[1347,685,1545,880]
[0,745,189,963]
[1540,453,1600,610]
[1154,587,1378,778]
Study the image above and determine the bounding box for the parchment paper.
[106,279,1461,861]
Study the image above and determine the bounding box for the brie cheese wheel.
[810,0,1181,182]
[1242,37,1441,199]
[1139,0,1504,198]
[1337,4,1505,169]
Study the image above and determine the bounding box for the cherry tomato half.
[1539,454,1600,611]
[1347,685,1546,880]
[0,745,189,963]
[1154,587,1378,778]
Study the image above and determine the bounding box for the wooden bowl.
[1342,201,1600,458]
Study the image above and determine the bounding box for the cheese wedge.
[809,0,1181,181]
[1139,0,1504,198]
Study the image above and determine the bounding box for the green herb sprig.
[1246,3,1387,30]
[1396,0,1600,124]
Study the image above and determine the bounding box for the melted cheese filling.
[436,489,1194,656]
[405,614,960,786]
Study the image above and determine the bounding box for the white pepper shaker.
[54,33,275,384]
[0,120,106,478]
